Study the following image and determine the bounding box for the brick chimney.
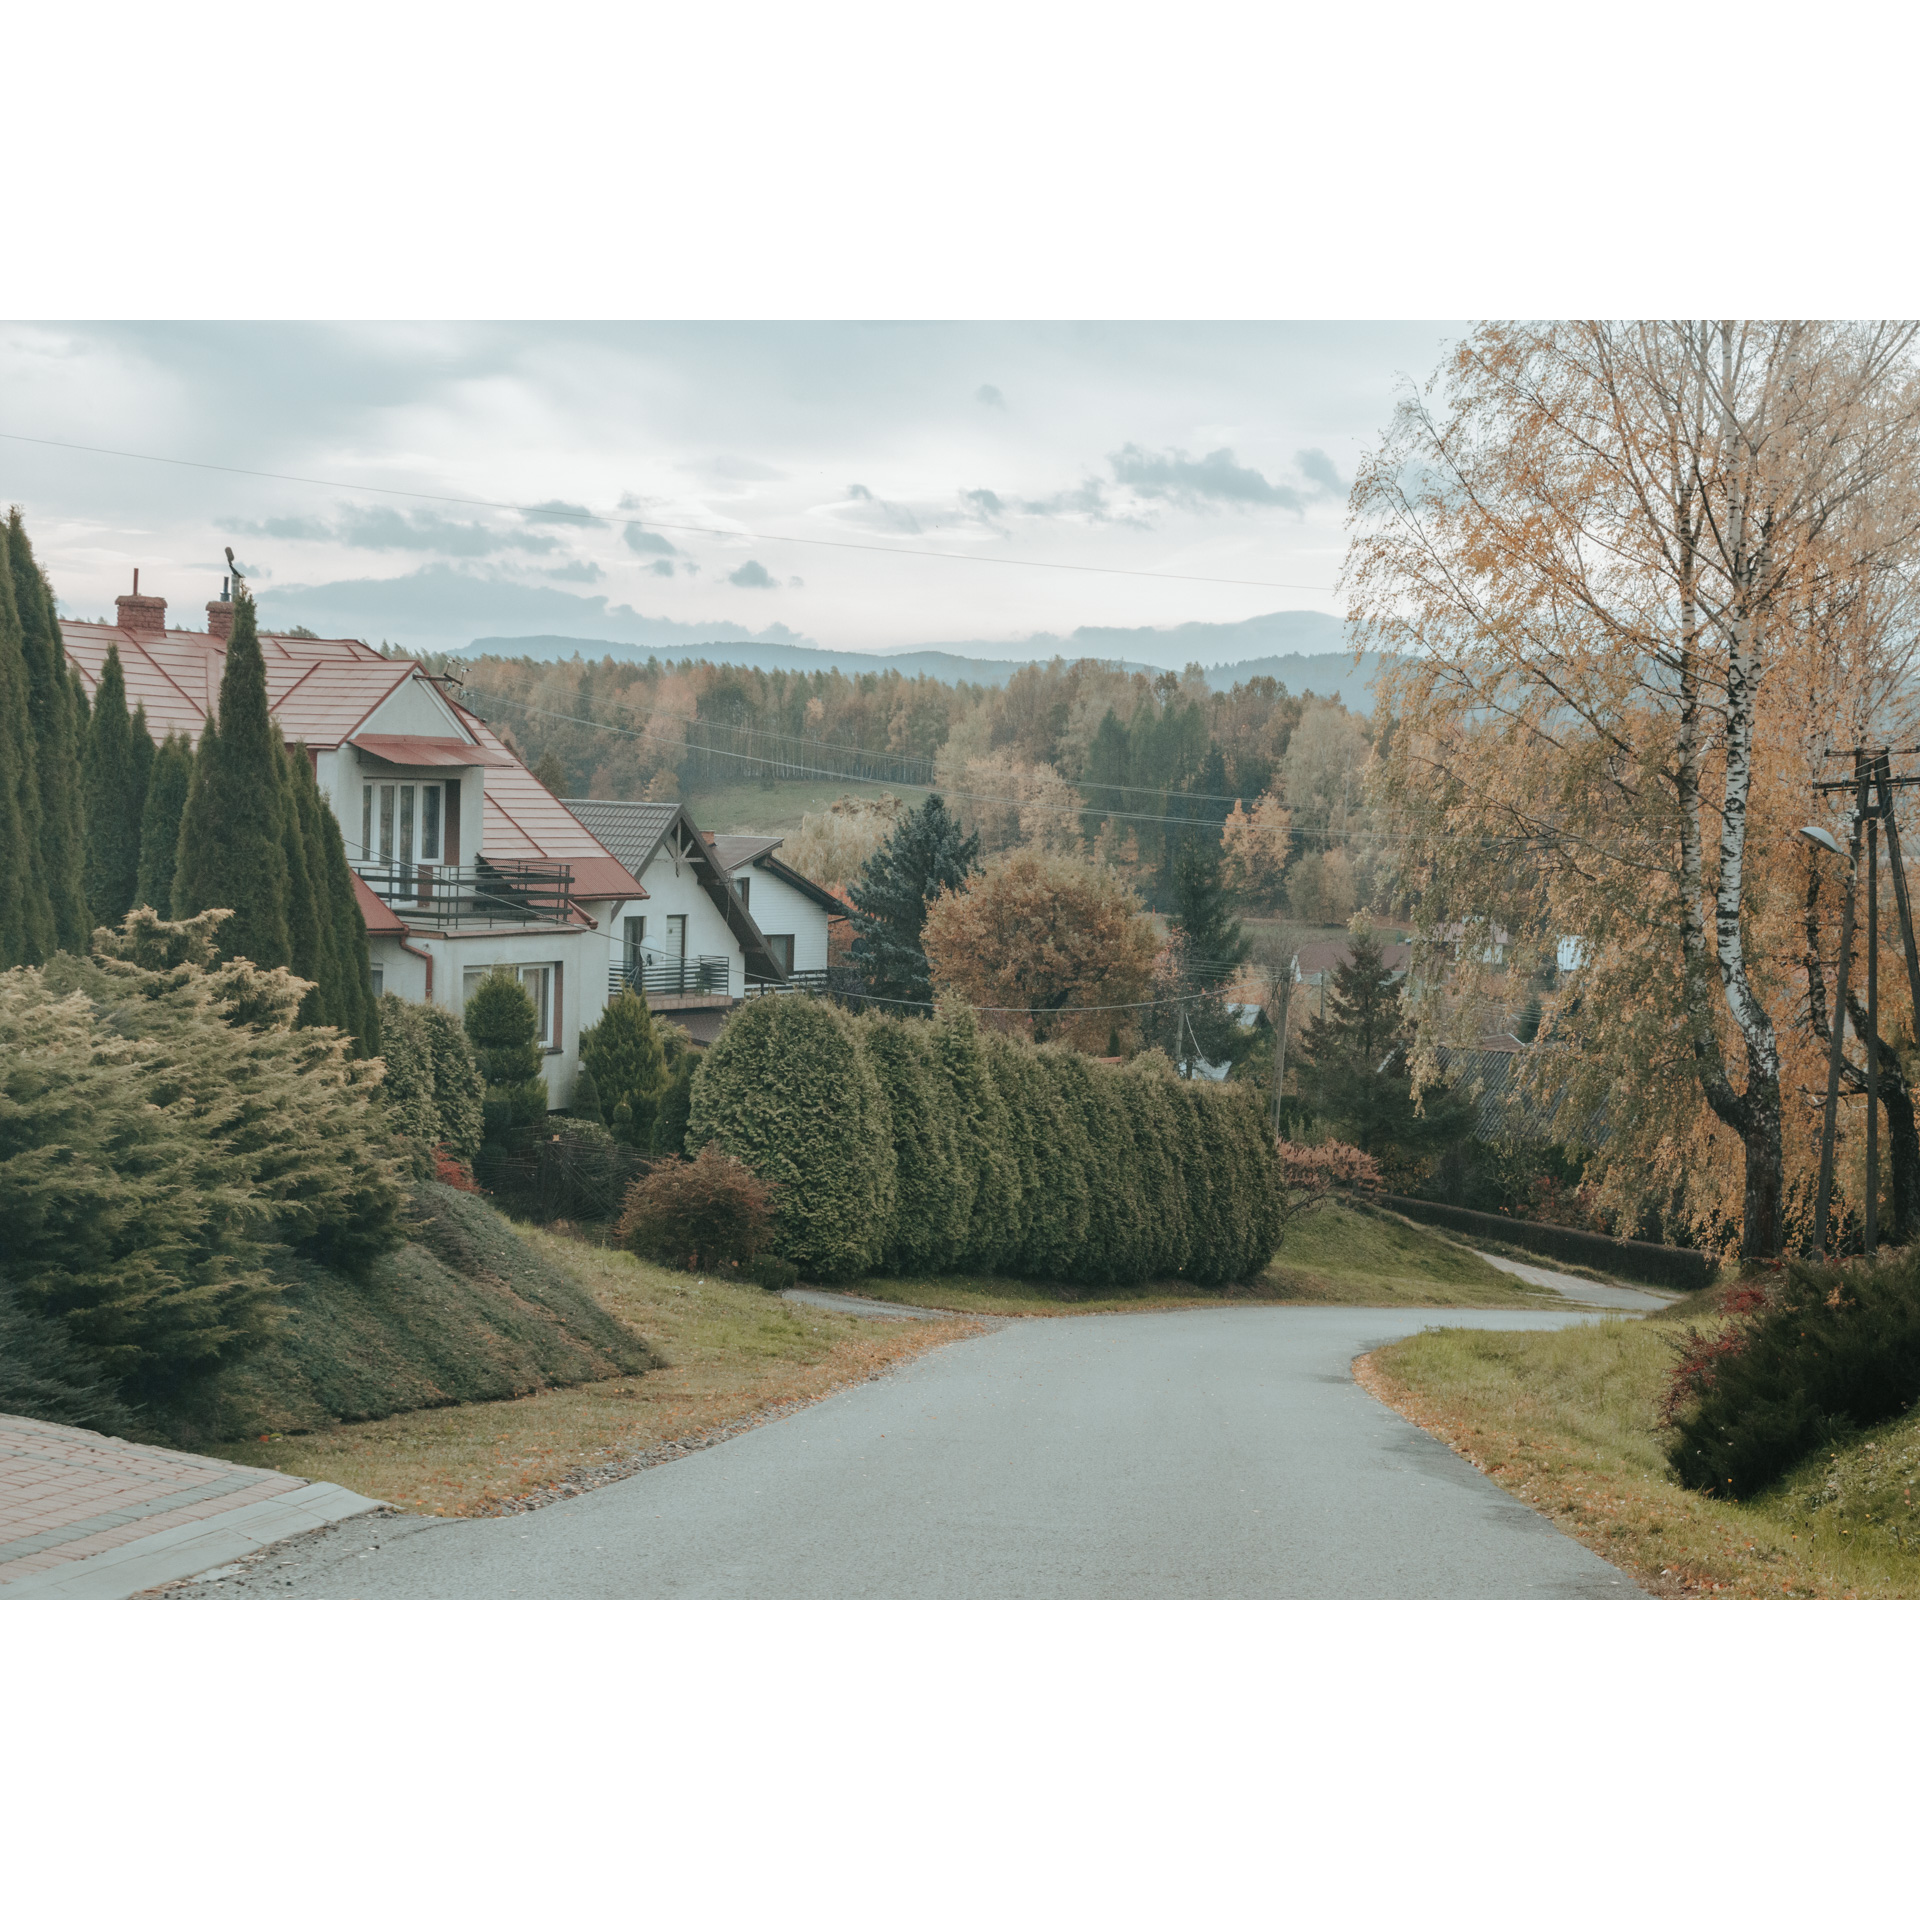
[206,594,235,643]
[114,568,167,635]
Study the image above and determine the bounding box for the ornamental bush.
[579,988,667,1150]
[617,1146,777,1272]
[930,1000,1021,1272]
[464,968,550,1143]
[685,994,893,1279]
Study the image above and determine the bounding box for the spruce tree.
[170,589,292,967]
[0,550,44,967]
[275,732,326,1023]
[7,510,86,953]
[849,793,981,1009]
[134,734,192,910]
[82,647,149,930]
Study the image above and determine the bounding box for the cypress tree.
[464,969,550,1143]
[82,647,149,930]
[170,589,292,968]
[134,734,193,910]
[859,1014,969,1273]
[930,999,1020,1272]
[276,733,326,1022]
[7,509,86,953]
[0,550,43,966]
[650,1031,698,1156]
[296,751,379,1056]
[849,793,981,1009]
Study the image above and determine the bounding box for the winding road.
[178,1305,1643,1600]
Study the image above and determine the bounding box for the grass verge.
[1264,1200,1570,1306]
[209,1227,978,1514]
[824,1201,1566,1315]
[1358,1299,1920,1598]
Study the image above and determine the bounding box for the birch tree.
[1348,322,1920,1258]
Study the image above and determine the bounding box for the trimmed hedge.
[686,997,1285,1289]
[1375,1193,1715,1290]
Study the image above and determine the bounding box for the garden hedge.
[685,996,1285,1288]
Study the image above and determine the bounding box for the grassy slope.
[212,1229,977,1513]
[832,1199,1564,1316]
[683,777,931,835]
[158,1183,659,1448]
[1361,1287,1920,1597]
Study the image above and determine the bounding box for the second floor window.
[363,781,445,866]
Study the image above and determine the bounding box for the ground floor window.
[464,962,560,1048]
[370,965,384,996]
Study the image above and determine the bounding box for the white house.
[559,800,844,1046]
[61,580,648,1109]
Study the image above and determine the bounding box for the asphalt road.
[179,1306,1642,1600]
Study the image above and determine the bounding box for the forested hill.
[445,623,1378,708]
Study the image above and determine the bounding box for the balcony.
[356,858,576,929]
[608,956,733,1000]
[742,969,831,998]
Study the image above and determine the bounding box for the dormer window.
[363,778,449,867]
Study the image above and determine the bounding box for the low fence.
[1374,1193,1717,1291]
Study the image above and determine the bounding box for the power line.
[0,428,1342,594]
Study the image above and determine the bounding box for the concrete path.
[0,1413,382,1600]
[175,1306,1643,1601]
[1475,1251,1676,1314]
[781,1287,956,1321]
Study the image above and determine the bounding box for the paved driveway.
[181,1306,1642,1600]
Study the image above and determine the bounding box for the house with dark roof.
[559,798,845,1044]
[61,579,645,1108]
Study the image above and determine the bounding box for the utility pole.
[1269,957,1293,1134]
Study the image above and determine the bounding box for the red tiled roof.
[350,871,409,935]
[351,733,509,767]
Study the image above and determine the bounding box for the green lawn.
[683,777,932,835]
[1362,1289,1920,1598]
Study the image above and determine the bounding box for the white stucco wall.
[598,850,746,1011]
[737,865,830,974]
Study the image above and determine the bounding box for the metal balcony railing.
[608,956,732,999]
[355,858,575,929]
[742,969,831,998]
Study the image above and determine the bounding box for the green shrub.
[464,969,550,1152]
[860,1014,970,1273]
[988,1034,1089,1280]
[616,1145,777,1273]
[7,909,409,1392]
[1050,1048,1153,1288]
[422,1002,485,1160]
[1667,1255,1920,1499]
[0,1279,145,1435]
[376,993,439,1172]
[580,988,667,1149]
[1116,1060,1193,1281]
[686,994,893,1279]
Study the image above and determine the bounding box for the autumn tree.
[1219,791,1293,908]
[922,848,1158,1052]
[1349,321,1920,1258]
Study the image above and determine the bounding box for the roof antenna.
[223,545,243,602]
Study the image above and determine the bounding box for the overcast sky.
[0,322,1459,654]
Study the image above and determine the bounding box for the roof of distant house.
[1294,936,1415,980]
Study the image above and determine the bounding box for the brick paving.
[0,1414,314,1587]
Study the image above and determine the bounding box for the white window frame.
[463,963,559,1050]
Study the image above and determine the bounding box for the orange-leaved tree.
[921,848,1158,1053]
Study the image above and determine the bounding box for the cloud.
[622,524,680,557]
[682,454,786,485]
[841,483,924,536]
[1016,476,1116,522]
[647,558,675,577]
[975,384,1006,409]
[1107,443,1307,512]
[728,559,778,589]
[788,576,805,589]
[1294,447,1343,496]
[959,488,1005,519]
[524,498,604,527]
[230,506,561,557]
[541,559,605,583]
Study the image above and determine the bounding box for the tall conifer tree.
[82,647,149,930]
[7,509,86,951]
[276,731,325,1017]
[0,542,47,965]
[135,733,192,910]
[170,589,292,967]
[849,793,981,1009]
[296,748,379,1055]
